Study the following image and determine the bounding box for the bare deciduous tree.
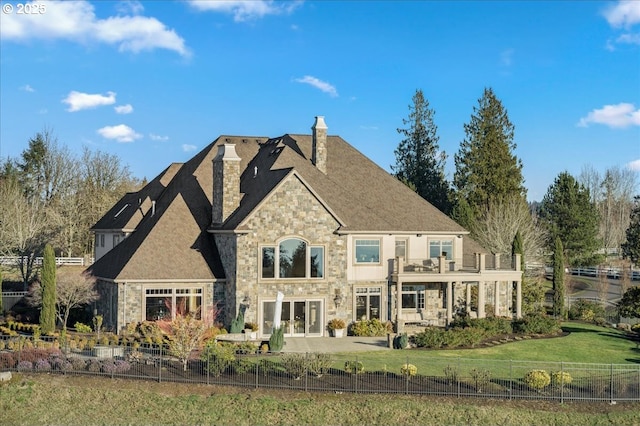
[28,267,99,331]
[471,195,547,265]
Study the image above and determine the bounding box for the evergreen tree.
[40,243,57,334]
[512,230,525,272]
[552,237,565,319]
[393,89,451,214]
[453,87,525,227]
[621,196,640,266]
[0,268,3,314]
[539,172,600,266]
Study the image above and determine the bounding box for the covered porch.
[390,254,523,332]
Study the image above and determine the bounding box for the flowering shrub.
[524,370,551,391]
[0,352,16,369]
[17,360,33,371]
[114,360,131,373]
[49,357,73,372]
[87,360,102,372]
[34,359,51,371]
[551,371,572,388]
[400,363,417,378]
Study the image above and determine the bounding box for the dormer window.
[260,238,324,279]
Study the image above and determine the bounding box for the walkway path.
[281,336,390,353]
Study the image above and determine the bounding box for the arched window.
[261,238,324,279]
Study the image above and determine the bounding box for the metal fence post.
[304,352,308,393]
[405,356,409,395]
[610,363,614,404]
[158,344,162,383]
[509,360,512,400]
[206,345,210,386]
[560,362,564,404]
[355,356,358,394]
[457,357,460,398]
[255,351,259,390]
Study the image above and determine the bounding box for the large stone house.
[87,117,522,337]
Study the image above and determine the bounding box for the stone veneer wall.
[213,233,237,326]
[212,147,241,225]
[228,175,348,329]
[95,280,119,332]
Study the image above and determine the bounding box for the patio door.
[261,299,324,337]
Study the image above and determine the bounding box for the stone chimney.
[311,116,327,174]
[212,143,241,225]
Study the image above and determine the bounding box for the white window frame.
[429,239,453,260]
[354,238,381,264]
[259,237,325,280]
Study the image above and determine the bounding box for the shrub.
[393,333,408,349]
[551,371,572,388]
[244,322,259,332]
[114,360,131,373]
[413,327,446,348]
[68,357,86,370]
[443,365,458,385]
[350,319,391,337]
[269,327,284,352]
[74,322,93,333]
[49,357,73,372]
[0,352,15,369]
[229,311,244,334]
[524,369,551,391]
[281,353,308,379]
[400,363,417,379]
[234,342,258,355]
[308,353,332,377]
[344,360,364,374]
[470,368,491,393]
[568,299,605,323]
[17,360,33,371]
[87,360,102,373]
[34,359,51,371]
[202,342,236,376]
[513,314,561,335]
[101,360,118,374]
[327,318,346,330]
[231,358,254,375]
[20,347,61,363]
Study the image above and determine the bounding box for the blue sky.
[1,0,639,202]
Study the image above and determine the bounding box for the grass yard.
[1,374,639,426]
[335,322,640,375]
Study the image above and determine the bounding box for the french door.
[261,299,323,337]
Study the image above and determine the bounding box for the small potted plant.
[327,318,346,338]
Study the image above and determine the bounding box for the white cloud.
[628,159,640,171]
[577,103,640,128]
[63,91,116,112]
[187,0,302,22]
[182,144,197,152]
[114,104,133,114]
[1,1,189,56]
[500,48,515,67]
[115,0,144,16]
[97,124,142,142]
[616,32,640,45]
[294,75,338,97]
[149,133,169,141]
[603,1,640,28]
[20,84,35,92]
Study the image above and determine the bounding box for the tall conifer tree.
[40,243,56,334]
[552,237,565,319]
[393,89,451,214]
[453,87,525,229]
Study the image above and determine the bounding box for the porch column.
[494,281,500,316]
[396,257,403,331]
[477,281,486,319]
[465,284,472,314]
[446,281,453,322]
[516,279,522,318]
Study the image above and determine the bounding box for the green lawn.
[331,322,639,374]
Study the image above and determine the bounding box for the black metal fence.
[1,335,639,403]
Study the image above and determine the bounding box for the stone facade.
[214,173,348,335]
[212,144,241,225]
